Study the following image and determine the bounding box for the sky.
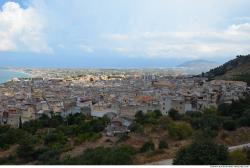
[0,0,250,68]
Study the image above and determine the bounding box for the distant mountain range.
[178,59,218,67]
[204,54,250,85]
[177,59,219,75]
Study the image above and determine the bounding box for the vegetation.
[229,149,249,165]
[168,122,192,140]
[135,110,162,124]
[158,140,168,149]
[233,73,250,85]
[62,146,136,165]
[205,54,250,81]
[168,109,181,121]
[0,94,250,165]
[140,141,155,153]
[173,140,230,165]
[0,113,107,164]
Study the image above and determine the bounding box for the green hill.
[205,54,250,85]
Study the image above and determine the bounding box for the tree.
[168,109,180,121]
[168,122,193,140]
[135,111,145,124]
[140,141,155,153]
[153,109,162,118]
[173,140,229,165]
[18,116,22,129]
[198,115,222,131]
[128,122,143,133]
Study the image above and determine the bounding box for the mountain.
[178,59,218,67]
[177,59,219,75]
[205,54,250,85]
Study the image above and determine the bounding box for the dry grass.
[0,144,19,158]
[217,127,250,146]
[133,139,191,164]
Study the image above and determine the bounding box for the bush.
[197,115,222,131]
[135,110,163,125]
[0,129,28,149]
[174,140,229,165]
[117,134,129,143]
[158,140,168,149]
[128,122,143,133]
[44,131,67,145]
[186,111,202,118]
[140,141,155,153]
[153,110,162,118]
[223,120,237,131]
[168,122,192,140]
[16,142,35,161]
[238,109,250,127]
[245,147,250,160]
[36,148,60,164]
[74,132,102,145]
[229,150,248,165]
[63,146,136,165]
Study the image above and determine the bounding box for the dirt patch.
[0,144,19,158]
[60,135,117,159]
[217,127,250,146]
[134,139,190,164]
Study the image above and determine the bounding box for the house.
[106,119,130,137]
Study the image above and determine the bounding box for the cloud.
[0,1,52,53]
[78,44,94,53]
[102,23,250,59]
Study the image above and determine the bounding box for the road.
[147,142,250,165]
[228,143,250,151]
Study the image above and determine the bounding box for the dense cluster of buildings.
[0,70,248,136]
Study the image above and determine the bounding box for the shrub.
[238,109,250,127]
[223,120,237,131]
[44,131,67,145]
[74,132,102,145]
[153,110,162,118]
[168,122,192,140]
[158,140,168,149]
[117,134,129,143]
[229,150,248,165]
[140,141,155,153]
[128,122,143,133]
[65,146,136,165]
[174,140,229,165]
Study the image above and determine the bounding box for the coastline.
[0,68,33,84]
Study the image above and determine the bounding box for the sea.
[0,68,30,84]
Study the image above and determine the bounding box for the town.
[0,69,248,136]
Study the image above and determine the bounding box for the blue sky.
[0,0,250,68]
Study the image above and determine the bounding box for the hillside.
[178,59,218,68]
[205,54,250,85]
[177,60,219,75]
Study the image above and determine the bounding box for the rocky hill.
[205,54,250,85]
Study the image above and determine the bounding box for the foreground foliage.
[173,140,230,165]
